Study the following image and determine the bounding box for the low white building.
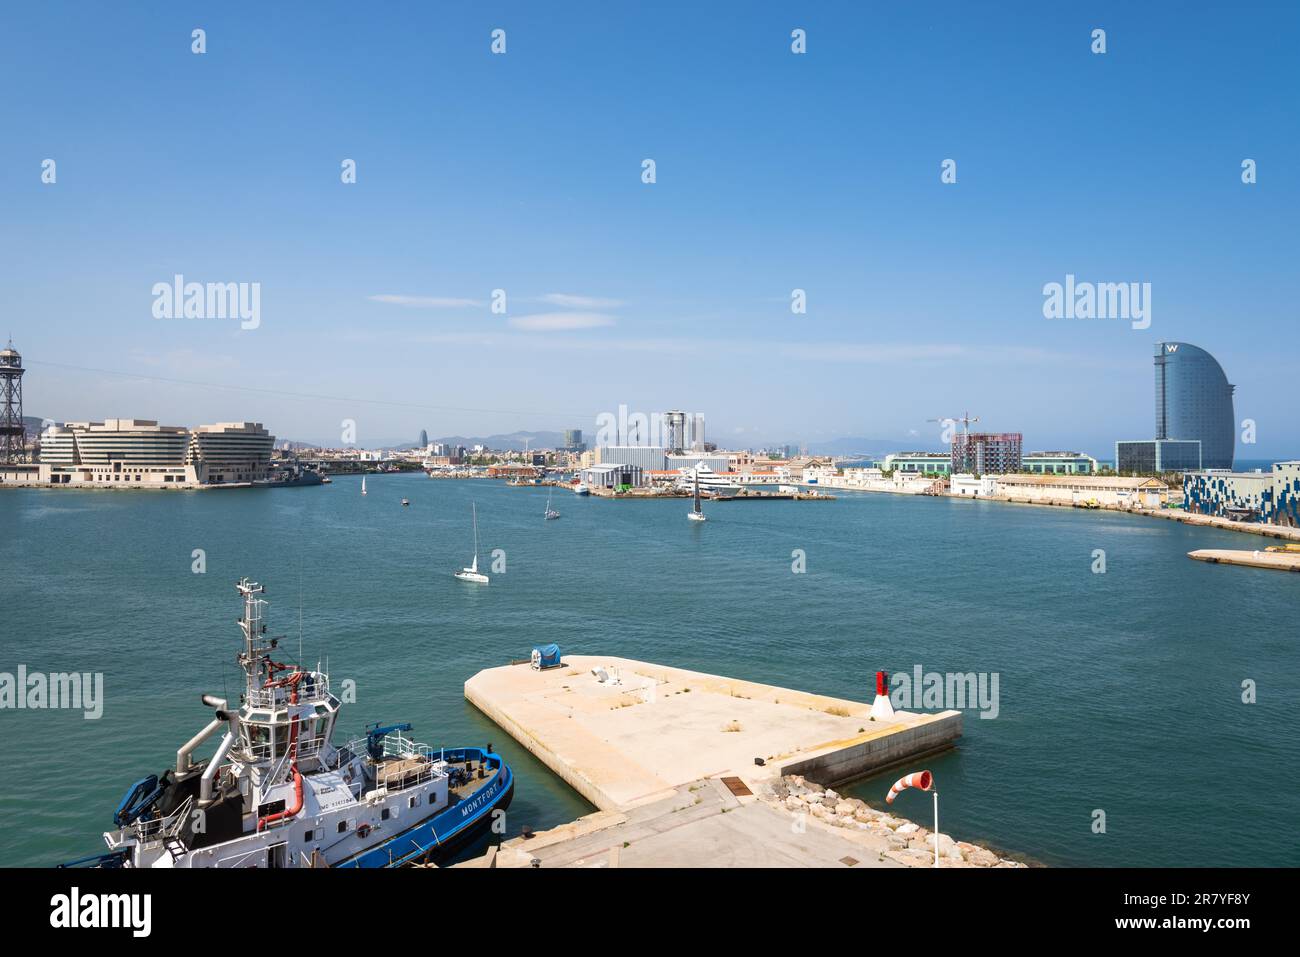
[893,470,935,492]
[801,464,840,485]
[993,473,1169,508]
[838,467,885,488]
[951,473,998,497]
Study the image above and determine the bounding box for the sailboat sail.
[455,502,490,583]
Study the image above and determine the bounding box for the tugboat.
[62,579,512,868]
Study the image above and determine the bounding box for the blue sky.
[3,1,1296,454]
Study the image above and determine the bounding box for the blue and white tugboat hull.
[337,748,514,867]
[61,579,516,869]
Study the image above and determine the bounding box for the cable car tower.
[0,339,26,463]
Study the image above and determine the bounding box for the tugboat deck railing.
[333,732,449,793]
[132,795,193,846]
[243,673,330,709]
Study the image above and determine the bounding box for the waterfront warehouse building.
[10,420,275,488]
[994,474,1169,508]
[1154,341,1235,470]
[581,463,645,490]
[883,452,951,475]
[1183,462,1300,527]
[593,445,667,472]
[1115,438,1202,474]
[951,432,1023,474]
[1022,451,1098,475]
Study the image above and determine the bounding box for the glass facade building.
[1115,439,1202,474]
[1023,451,1098,475]
[1154,342,1235,470]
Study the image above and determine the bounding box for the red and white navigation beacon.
[869,670,895,721]
[884,769,941,868]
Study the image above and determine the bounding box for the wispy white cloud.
[368,294,484,308]
[330,327,1124,371]
[130,347,241,373]
[538,293,625,309]
[509,312,617,331]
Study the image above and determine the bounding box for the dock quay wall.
[778,711,962,787]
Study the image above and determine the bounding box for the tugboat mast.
[235,579,277,692]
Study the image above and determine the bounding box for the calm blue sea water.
[1,475,1297,867]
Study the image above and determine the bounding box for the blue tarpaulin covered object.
[531,644,561,669]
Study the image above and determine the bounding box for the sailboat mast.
[694,470,701,511]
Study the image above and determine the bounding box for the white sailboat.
[454,502,490,584]
[687,470,707,522]
[361,476,367,496]
[544,486,560,521]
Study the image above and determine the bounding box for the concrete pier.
[460,655,990,868]
[465,655,961,812]
[1189,548,1300,572]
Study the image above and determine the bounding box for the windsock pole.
[932,789,939,868]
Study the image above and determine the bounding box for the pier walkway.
[461,655,968,868]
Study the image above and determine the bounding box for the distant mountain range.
[797,437,946,457]
[280,431,569,452]
[423,431,567,452]
[275,431,946,455]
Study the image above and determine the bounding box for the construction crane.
[927,411,979,438]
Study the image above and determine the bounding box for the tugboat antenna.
[298,556,304,663]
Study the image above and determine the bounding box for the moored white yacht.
[674,464,740,498]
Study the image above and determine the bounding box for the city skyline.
[5,3,1297,455]
[7,336,1284,461]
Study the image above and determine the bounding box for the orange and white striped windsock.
[885,770,933,804]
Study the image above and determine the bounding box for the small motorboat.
[401,498,410,507]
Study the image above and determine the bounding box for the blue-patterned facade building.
[1183,462,1300,527]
